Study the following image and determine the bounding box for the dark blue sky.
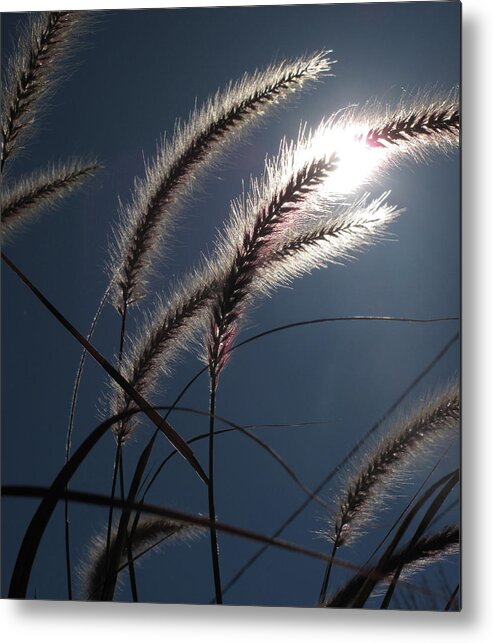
[2,3,460,607]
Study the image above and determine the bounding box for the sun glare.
[306,123,387,198]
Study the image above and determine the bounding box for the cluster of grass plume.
[1,9,460,609]
[1,11,98,241]
[107,51,334,316]
[1,11,87,172]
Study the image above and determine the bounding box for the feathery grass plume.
[111,191,400,439]
[359,89,459,158]
[108,51,334,314]
[1,159,99,240]
[329,384,459,550]
[1,11,85,172]
[207,138,339,378]
[335,88,459,174]
[80,515,202,600]
[283,89,460,202]
[326,525,459,608]
[257,192,402,291]
[112,268,218,440]
[111,100,446,438]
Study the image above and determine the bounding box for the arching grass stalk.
[205,148,339,603]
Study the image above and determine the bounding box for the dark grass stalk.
[104,443,121,592]
[207,372,223,603]
[326,526,459,609]
[117,448,138,602]
[1,160,99,240]
[444,584,460,611]
[3,396,455,599]
[318,539,339,605]
[140,423,331,510]
[353,470,459,608]
[378,470,461,609]
[103,303,132,598]
[64,278,114,599]
[3,251,457,597]
[1,252,207,484]
[1,11,85,172]
[99,431,159,601]
[115,306,139,601]
[5,483,441,601]
[429,498,459,528]
[218,332,458,598]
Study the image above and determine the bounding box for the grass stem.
[208,370,223,604]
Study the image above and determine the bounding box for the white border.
[2,1,492,641]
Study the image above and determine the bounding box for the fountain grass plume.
[111,267,218,440]
[108,51,334,314]
[207,134,340,378]
[80,515,203,600]
[258,192,402,291]
[328,383,460,549]
[1,159,99,240]
[1,11,86,172]
[335,88,459,172]
[110,192,401,439]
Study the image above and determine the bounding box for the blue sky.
[1,3,460,607]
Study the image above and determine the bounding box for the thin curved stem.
[64,278,114,599]
[208,371,223,604]
[103,442,121,595]
[318,532,340,605]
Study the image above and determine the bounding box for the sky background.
[1,2,460,607]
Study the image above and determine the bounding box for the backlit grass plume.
[318,383,459,604]
[328,89,459,183]
[357,89,459,160]
[111,195,401,438]
[326,525,459,608]
[1,159,99,240]
[112,270,216,441]
[330,384,459,549]
[259,192,402,289]
[1,11,85,172]
[207,137,340,379]
[80,516,202,600]
[108,51,333,315]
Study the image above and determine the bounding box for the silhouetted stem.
[208,370,223,604]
